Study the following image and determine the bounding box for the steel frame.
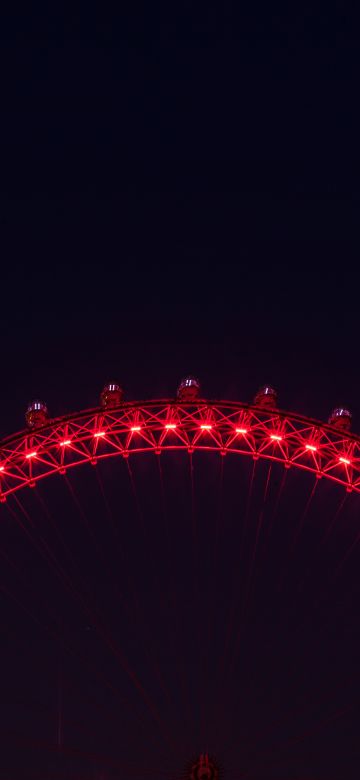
[1,400,360,499]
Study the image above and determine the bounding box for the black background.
[1,5,360,779]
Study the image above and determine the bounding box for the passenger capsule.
[177,376,201,401]
[253,384,277,408]
[100,382,124,409]
[25,400,49,429]
[328,407,352,431]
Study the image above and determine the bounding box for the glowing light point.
[94,431,106,438]
[270,434,282,441]
[26,451,37,459]
[339,456,351,465]
[305,444,317,451]
[200,424,213,430]
[0,466,4,472]
[60,439,71,447]
[165,423,177,429]
[236,427,248,434]
[130,426,142,432]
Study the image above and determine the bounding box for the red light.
[165,423,177,429]
[60,439,71,447]
[130,426,141,432]
[305,444,317,451]
[200,424,212,430]
[270,434,282,441]
[0,466,4,472]
[236,427,248,434]
[26,451,37,459]
[339,456,351,465]
[94,431,106,438]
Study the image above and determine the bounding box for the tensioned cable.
[214,461,272,754]
[0,504,170,762]
[264,465,288,541]
[231,699,355,780]
[319,491,349,547]
[222,629,360,762]
[290,497,358,640]
[275,477,319,597]
[94,462,175,714]
[2,501,169,742]
[6,733,177,779]
[7,492,177,753]
[121,458,181,728]
[287,490,349,615]
[188,450,206,750]
[125,458,147,536]
[156,455,194,732]
[213,454,224,572]
[64,473,178,753]
[203,454,226,748]
[211,459,257,753]
[242,462,273,620]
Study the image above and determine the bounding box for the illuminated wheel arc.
[0,399,359,499]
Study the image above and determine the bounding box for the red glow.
[2,399,360,501]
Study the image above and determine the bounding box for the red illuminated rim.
[0,399,359,499]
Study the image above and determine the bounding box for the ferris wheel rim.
[0,398,359,499]
[2,398,360,445]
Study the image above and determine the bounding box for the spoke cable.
[6,495,177,753]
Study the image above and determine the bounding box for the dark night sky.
[1,5,360,779]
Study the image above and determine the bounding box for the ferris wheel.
[0,378,359,779]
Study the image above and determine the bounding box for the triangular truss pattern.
[1,400,360,499]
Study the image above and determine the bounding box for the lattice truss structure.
[1,400,360,500]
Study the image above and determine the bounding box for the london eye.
[1,378,360,778]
